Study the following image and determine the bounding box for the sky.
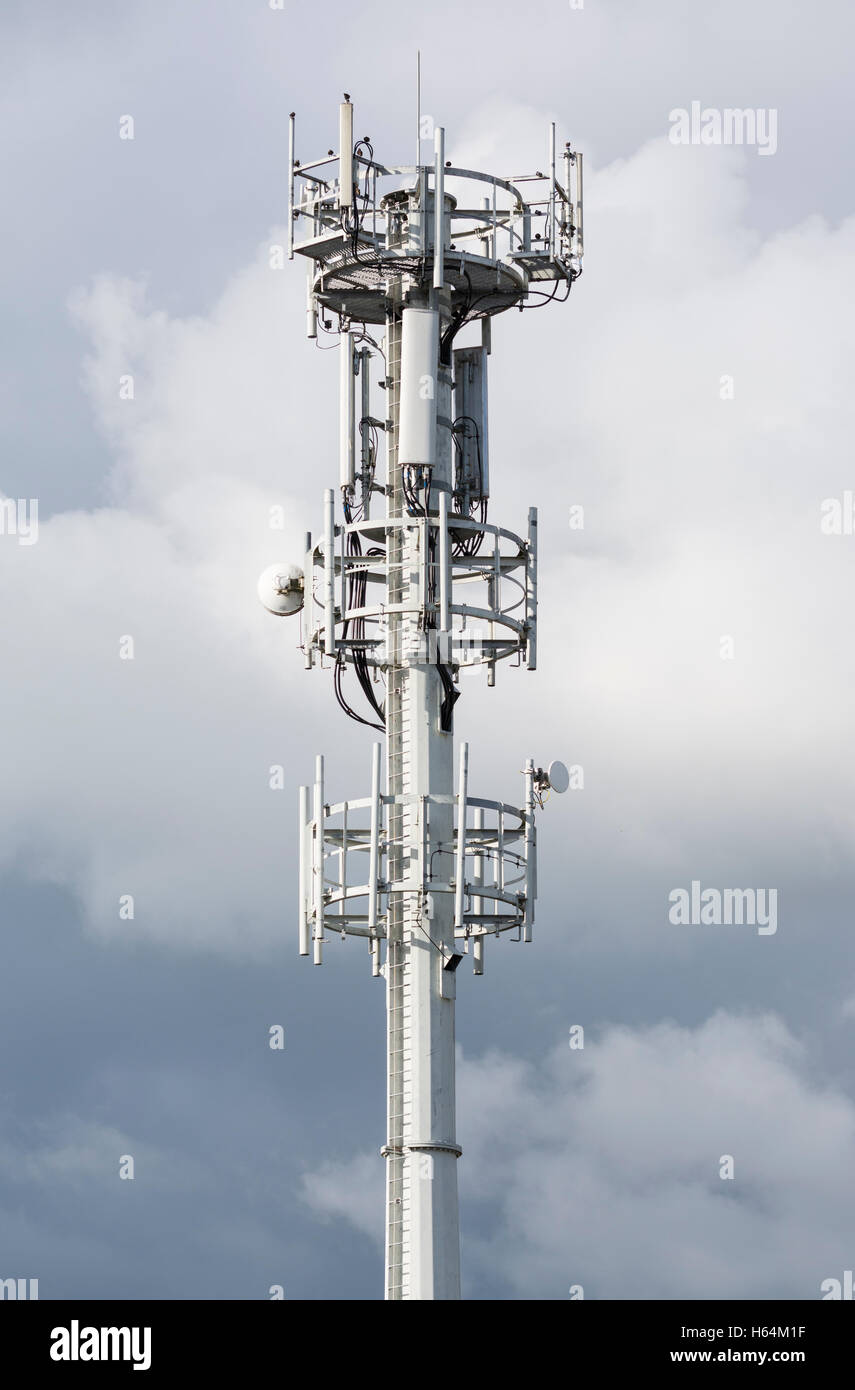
[1,0,854,1300]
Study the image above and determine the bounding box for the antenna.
[268,92,584,1300]
[416,50,421,167]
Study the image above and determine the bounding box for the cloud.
[303,1012,855,1298]
[302,1153,383,1244]
[0,256,342,955]
[2,11,855,1303]
[2,117,854,993]
[0,1093,318,1299]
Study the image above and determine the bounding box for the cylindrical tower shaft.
[383,285,460,1300]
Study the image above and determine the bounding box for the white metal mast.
[261,97,584,1300]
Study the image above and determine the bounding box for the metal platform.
[309,247,530,326]
[289,146,582,327]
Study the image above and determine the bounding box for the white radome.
[257,563,304,616]
[547,759,570,794]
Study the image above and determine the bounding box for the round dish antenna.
[534,760,570,794]
[257,563,304,616]
[546,759,570,794]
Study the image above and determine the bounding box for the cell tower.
[260,94,583,1300]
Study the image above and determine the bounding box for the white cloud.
[2,117,853,970]
[304,1012,855,1298]
[1,258,340,954]
[0,1112,209,1194]
[302,1153,383,1244]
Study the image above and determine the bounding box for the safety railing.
[288,112,583,297]
[298,743,537,972]
[301,503,538,677]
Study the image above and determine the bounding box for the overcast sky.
[2,0,854,1300]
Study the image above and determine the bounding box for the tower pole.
[269,96,585,1301]
[383,287,460,1299]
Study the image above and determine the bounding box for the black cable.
[422,525,458,732]
[437,656,459,732]
[521,274,575,310]
[450,415,487,557]
[332,524,386,732]
[340,140,374,259]
[402,464,432,517]
[314,314,342,351]
[440,270,475,364]
[440,271,500,365]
